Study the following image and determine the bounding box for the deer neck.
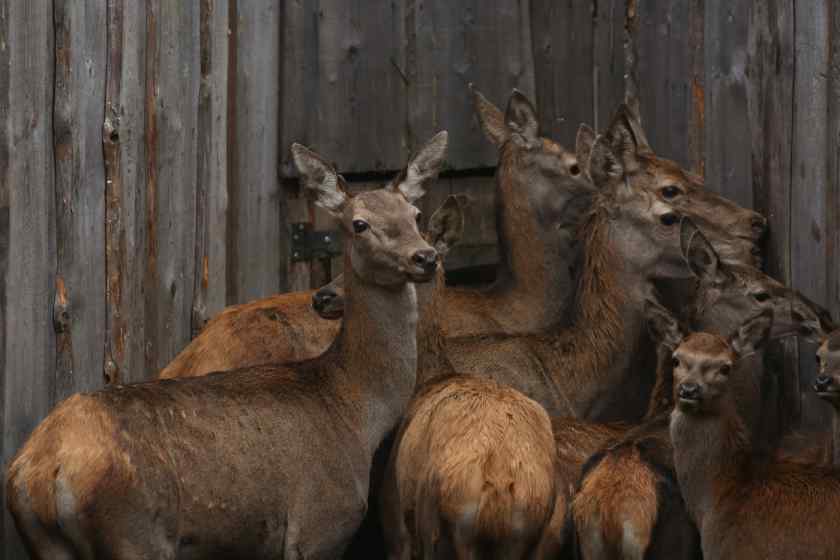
[494,146,572,325]
[553,215,653,418]
[331,251,419,454]
[416,265,453,383]
[669,397,750,529]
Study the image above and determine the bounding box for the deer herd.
[5,86,840,560]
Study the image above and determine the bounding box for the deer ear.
[645,299,684,351]
[729,310,774,359]
[471,84,508,146]
[505,90,539,145]
[427,195,465,255]
[589,105,646,186]
[575,124,597,179]
[680,218,722,282]
[291,143,348,217]
[397,131,448,203]
[623,95,654,155]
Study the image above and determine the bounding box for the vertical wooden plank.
[227,0,283,303]
[687,0,706,176]
[636,1,692,165]
[52,0,108,401]
[104,0,148,385]
[593,0,626,132]
[281,0,407,176]
[144,1,200,374]
[746,0,797,437]
[410,0,534,169]
[830,1,840,323]
[791,1,831,432]
[704,1,753,207]
[286,191,311,292]
[0,1,9,554]
[193,0,228,334]
[2,2,56,556]
[531,0,594,145]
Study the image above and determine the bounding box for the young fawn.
[6,134,446,559]
[814,329,840,466]
[671,312,840,560]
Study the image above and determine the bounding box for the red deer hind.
[670,311,840,560]
[5,133,447,559]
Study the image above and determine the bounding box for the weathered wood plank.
[531,0,594,145]
[286,190,312,293]
[593,0,626,132]
[143,1,200,374]
[746,0,797,438]
[2,2,56,557]
[446,175,498,271]
[0,0,10,550]
[704,1,753,207]
[227,0,283,303]
[829,0,840,323]
[281,0,407,176]
[686,0,705,176]
[52,0,108,401]
[791,0,831,432]
[104,0,148,385]
[636,1,692,165]
[192,0,228,335]
[409,0,534,169]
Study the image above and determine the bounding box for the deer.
[670,312,840,560]
[567,222,833,560]
[375,198,557,559]
[5,134,447,560]
[443,104,755,422]
[813,329,840,466]
[310,196,559,560]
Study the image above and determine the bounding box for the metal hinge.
[290,222,343,262]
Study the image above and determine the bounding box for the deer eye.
[752,292,771,303]
[660,213,680,226]
[672,357,680,368]
[661,185,682,199]
[570,164,581,176]
[352,220,369,234]
[415,212,423,225]
[720,365,732,376]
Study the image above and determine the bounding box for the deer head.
[292,132,448,287]
[680,220,834,343]
[672,311,774,415]
[590,105,767,263]
[814,330,840,408]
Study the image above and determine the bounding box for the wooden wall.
[1,1,839,556]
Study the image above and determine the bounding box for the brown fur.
[385,375,556,559]
[379,199,558,559]
[159,290,340,378]
[569,230,831,560]
[815,329,840,466]
[671,325,840,559]
[6,141,444,559]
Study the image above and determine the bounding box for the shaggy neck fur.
[331,247,419,454]
[670,396,750,530]
[494,143,575,325]
[550,201,651,419]
[415,264,454,382]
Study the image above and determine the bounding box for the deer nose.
[814,375,834,393]
[412,249,438,272]
[678,383,701,401]
[750,213,768,239]
[312,289,337,313]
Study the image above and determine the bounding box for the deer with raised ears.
[567,223,832,560]
[813,329,840,466]
[6,134,446,560]
[671,313,840,560]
